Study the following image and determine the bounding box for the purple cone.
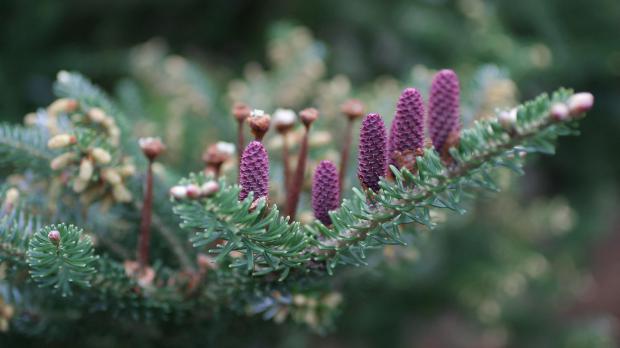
[239,141,269,201]
[311,160,340,225]
[427,69,460,153]
[357,113,387,192]
[387,87,425,166]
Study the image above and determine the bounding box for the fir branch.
[173,89,586,279]
[27,224,98,297]
[0,123,55,172]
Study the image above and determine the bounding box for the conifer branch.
[172,88,587,279]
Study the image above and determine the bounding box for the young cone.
[311,160,340,225]
[357,113,387,192]
[239,141,270,201]
[427,69,461,155]
[387,88,425,167]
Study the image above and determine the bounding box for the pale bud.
[47,134,77,149]
[50,152,77,170]
[216,141,235,156]
[90,147,112,164]
[112,184,132,202]
[48,98,79,116]
[170,185,188,199]
[567,92,594,116]
[101,168,122,185]
[200,181,220,197]
[79,159,94,181]
[4,188,19,207]
[24,112,38,126]
[549,103,569,121]
[119,164,136,177]
[88,107,107,123]
[498,108,517,130]
[48,230,61,245]
[73,178,88,193]
[273,108,297,133]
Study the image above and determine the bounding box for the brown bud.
[299,108,319,127]
[138,137,166,160]
[232,102,252,123]
[440,129,460,163]
[340,99,364,120]
[247,110,271,140]
[202,142,235,166]
[393,148,425,174]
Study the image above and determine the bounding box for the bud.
[549,103,569,121]
[387,88,425,167]
[4,188,19,207]
[90,147,112,164]
[498,108,518,129]
[299,108,319,127]
[567,92,594,116]
[340,99,365,120]
[186,185,201,199]
[202,142,235,166]
[138,137,166,160]
[87,107,107,123]
[200,181,220,197]
[79,158,94,181]
[101,168,122,185]
[50,152,77,170]
[239,141,270,201]
[232,102,252,123]
[24,112,38,126]
[273,108,297,133]
[47,98,78,116]
[47,134,77,149]
[73,178,88,193]
[427,69,461,153]
[247,110,271,140]
[119,163,136,177]
[48,230,61,245]
[358,113,387,192]
[170,185,188,200]
[112,184,132,202]
[311,160,340,225]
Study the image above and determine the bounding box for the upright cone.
[427,69,460,154]
[357,113,387,192]
[312,160,340,225]
[239,141,270,201]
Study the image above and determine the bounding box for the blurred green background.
[1,0,620,347]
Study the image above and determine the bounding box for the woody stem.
[286,125,310,219]
[138,160,154,271]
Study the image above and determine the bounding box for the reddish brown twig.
[138,160,153,270]
[137,137,165,272]
[286,108,318,219]
[339,99,364,194]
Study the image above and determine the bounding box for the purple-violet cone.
[239,140,270,201]
[427,69,460,153]
[357,113,387,192]
[311,160,340,225]
[387,87,425,166]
